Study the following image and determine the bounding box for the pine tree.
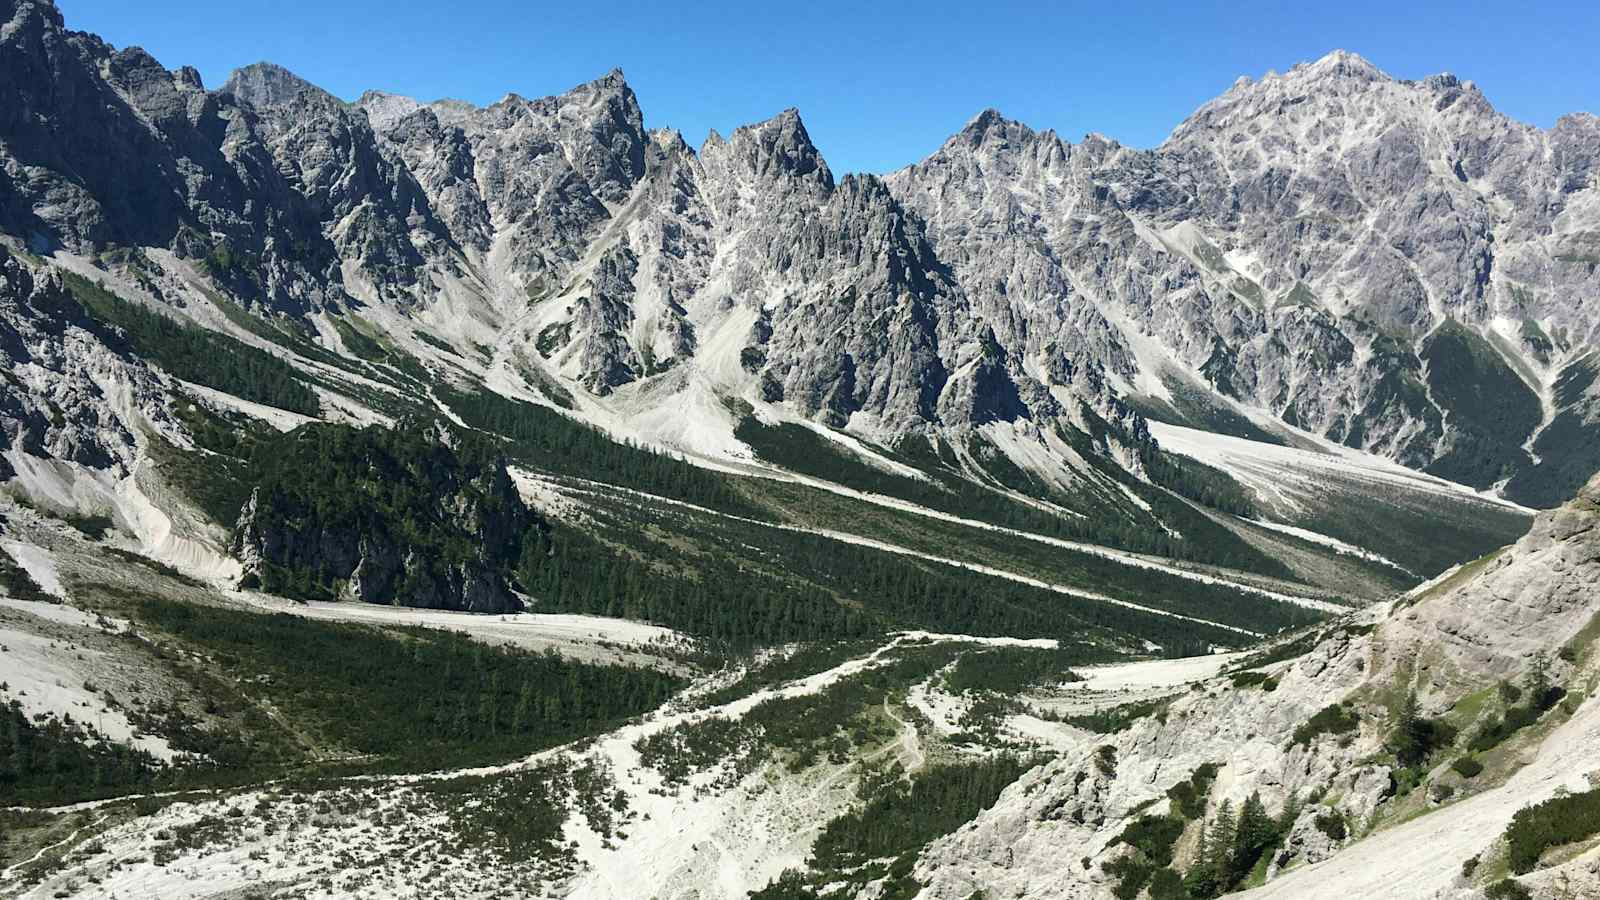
[1207,800,1237,892]
[1275,791,1303,836]
[513,681,532,735]
[1526,651,1551,703]
[1232,791,1277,885]
[1393,690,1430,767]
[1183,820,1220,899]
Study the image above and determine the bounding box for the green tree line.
[62,271,320,416]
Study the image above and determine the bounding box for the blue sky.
[61,0,1600,174]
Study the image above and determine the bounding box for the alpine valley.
[0,1,1597,898]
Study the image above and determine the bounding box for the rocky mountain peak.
[173,64,204,91]
[1165,46,1506,156]
[952,107,1044,151]
[356,89,424,133]
[649,127,694,158]
[563,67,643,120]
[719,107,833,188]
[961,107,1008,137]
[1,0,62,34]
[1297,47,1386,82]
[221,61,335,110]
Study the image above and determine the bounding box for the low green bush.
[1292,703,1359,746]
[63,513,115,539]
[1483,878,1532,900]
[1314,811,1347,841]
[1469,687,1566,753]
[1166,762,1221,820]
[1503,787,1600,874]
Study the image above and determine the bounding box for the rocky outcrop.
[1380,472,1600,695]
[0,247,174,475]
[230,423,542,613]
[914,470,1600,898]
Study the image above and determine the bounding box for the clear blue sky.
[60,0,1600,174]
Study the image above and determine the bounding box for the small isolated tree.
[1232,791,1278,882]
[1183,823,1219,899]
[1391,690,1427,766]
[1526,652,1552,704]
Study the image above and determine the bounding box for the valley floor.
[0,602,1239,900]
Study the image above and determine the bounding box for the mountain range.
[4,0,1598,515]
[1,2,1598,898]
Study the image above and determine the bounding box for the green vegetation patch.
[1467,657,1566,754]
[1503,787,1600,874]
[133,596,680,770]
[639,643,964,790]
[1504,355,1600,508]
[1483,879,1534,900]
[1060,695,1174,734]
[811,755,1035,871]
[1388,690,1459,768]
[942,646,1085,695]
[61,271,320,416]
[1106,813,1186,898]
[442,387,760,517]
[755,753,1035,899]
[419,762,581,866]
[752,478,1317,641]
[1420,321,1540,489]
[1143,450,1259,519]
[1230,671,1279,692]
[62,513,114,540]
[1167,762,1221,820]
[1291,703,1359,747]
[0,551,54,603]
[234,420,537,606]
[0,698,161,804]
[1181,792,1292,898]
[736,416,1292,578]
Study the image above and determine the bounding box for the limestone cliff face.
[1380,474,1600,695]
[0,248,175,476]
[914,472,1600,899]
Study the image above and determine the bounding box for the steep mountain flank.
[889,55,1600,505]
[913,473,1600,899]
[0,246,176,475]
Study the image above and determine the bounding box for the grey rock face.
[889,53,1600,501]
[1381,472,1600,693]
[0,248,173,474]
